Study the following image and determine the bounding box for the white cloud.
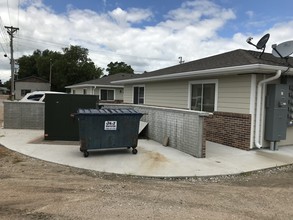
[109,8,153,25]
[0,0,293,82]
[246,10,254,19]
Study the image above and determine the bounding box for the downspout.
[92,86,97,95]
[255,69,282,148]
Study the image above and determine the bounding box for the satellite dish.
[246,33,270,58]
[272,40,293,58]
[256,34,270,50]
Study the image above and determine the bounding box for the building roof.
[15,76,49,83]
[113,49,293,84]
[65,72,135,89]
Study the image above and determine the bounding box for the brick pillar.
[205,112,251,150]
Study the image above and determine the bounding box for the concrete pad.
[0,129,293,177]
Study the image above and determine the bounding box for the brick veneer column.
[205,111,251,150]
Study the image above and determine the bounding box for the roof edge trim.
[65,84,124,89]
[112,64,293,84]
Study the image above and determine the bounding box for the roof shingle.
[134,49,293,79]
[68,72,135,87]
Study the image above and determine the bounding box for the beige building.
[65,73,135,103]
[113,49,293,151]
[15,76,50,100]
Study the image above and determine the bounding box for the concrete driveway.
[0,128,293,177]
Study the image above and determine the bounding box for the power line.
[0,40,8,55]
[0,19,9,56]
[16,0,21,58]
[6,0,11,26]
[16,35,68,48]
[17,0,20,28]
[15,35,172,62]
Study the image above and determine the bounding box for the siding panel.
[123,85,133,103]
[218,75,251,114]
[123,75,252,113]
[145,81,188,109]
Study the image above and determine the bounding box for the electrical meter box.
[265,84,288,141]
[281,75,293,126]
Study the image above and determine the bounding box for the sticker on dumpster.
[104,121,117,130]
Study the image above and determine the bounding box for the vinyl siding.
[114,88,123,100]
[123,85,133,103]
[217,75,251,114]
[71,87,92,95]
[123,74,252,113]
[280,127,293,146]
[145,81,188,108]
[123,81,188,108]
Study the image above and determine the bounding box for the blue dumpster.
[76,108,143,157]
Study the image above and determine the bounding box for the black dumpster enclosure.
[44,94,99,141]
[76,108,143,157]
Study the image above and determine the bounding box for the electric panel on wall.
[265,84,288,142]
[280,76,293,126]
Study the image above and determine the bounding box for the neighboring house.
[65,73,135,103]
[15,76,50,100]
[113,49,293,151]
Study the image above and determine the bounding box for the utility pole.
[5,26,19,100]
[49,59,53,91]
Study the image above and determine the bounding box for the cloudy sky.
[0,0,293,82]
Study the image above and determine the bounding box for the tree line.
[11,45,134,91]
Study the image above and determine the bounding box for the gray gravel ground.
[0,145,293,220]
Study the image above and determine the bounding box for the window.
[101,89,114,101]
[26,94,44,101]
[190,81,217,112]
[133,86,144,104]
[21,89,31,96]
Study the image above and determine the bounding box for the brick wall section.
[4,101,44,129]
[205,111,251,150]
[104,104,208,158]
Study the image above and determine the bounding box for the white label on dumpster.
[104,121,117,130]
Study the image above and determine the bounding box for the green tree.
[17,49,61,80]
[106,61,134,75]
[17,45,103,91]
[50,45,103,91]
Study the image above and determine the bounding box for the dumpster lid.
[77,108,142,115]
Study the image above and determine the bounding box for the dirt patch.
[147,151,169,163]
[0,145,293,219]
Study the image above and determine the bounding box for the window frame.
[188,79,218,112]
[21,89,31,97]
[100,89,115,101]
[132,85,145,104]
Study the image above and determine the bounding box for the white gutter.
[112,64,292,84]
[254,69,282,148]
[65,84,124,89]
